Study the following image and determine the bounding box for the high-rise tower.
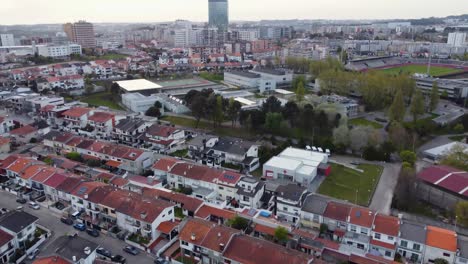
[208,0,229,32]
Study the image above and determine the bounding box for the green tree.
[455,201,468,228]
[154,101,163,109]
[214,95,224,127]
[262,96,282,113]
[333,125,350,147]
[282,101,300,127]
[189,95,207,128]
[66,152,82,162]
[410,89,425,122]
[274,226,289,243]
[227,216,249,230]
[400,150,417,166]
[110,82,120,95]
[389,89,406,122]
[441,90,449,99]
[434,259,449,264]
[454,124,465,134]
[227,98,242,127]
[429,82,439,111]
[296,81,306,102]
[265,112,283,133]
[145,107,161,118]
[440,143,468,171]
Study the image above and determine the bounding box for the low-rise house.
[87,112,115,139]
[275,183,308,224]
[344,207,374,252]
[397,221,426,264]
[223,234,313,264]
[0,211,38,250]
[424,226,457,264]
[0,137,10,154]
[63,107,93,129]
[300,194,329,230]
[141,124,185,152]
[207,137,260,172]
[323,202,352,235]
[69,181,108,220]
[0,229,14,264]
[456,237,468,264]
[112,117,151,146]
[187,135,219,161]
[40,235,98,264]
[42,173,69,202]
[235,176,265,209]
[141,188,204,217]
[370,214,400,260]
[9,125,39,144]
[195,205,237,225]
[0,116,15,135]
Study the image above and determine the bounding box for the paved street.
[0,190,156,264]
[331,155,401,215]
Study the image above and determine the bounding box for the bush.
[400,150,416,166]
[454,124,465,134]
[86,159,102,167]
[65,152,82,162]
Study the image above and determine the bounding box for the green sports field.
[382,64,463,77]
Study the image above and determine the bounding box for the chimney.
[147,176,154,184]
[72,256,77,262]
[191,233,196,241]
[218,232,221,238]
[219,243,225,251]
[84,194,88,199]
[140,211,147,219]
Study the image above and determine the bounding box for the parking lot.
[0,190,156,263]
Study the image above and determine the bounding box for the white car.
[28,202,40,210]
[28,248,39,259]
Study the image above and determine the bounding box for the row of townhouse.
[0,155,178,244]
[152,158,266,209]
[178,218,313,264]
[297,193,461,264]
[43,130,154,174]
[61,107,117,139]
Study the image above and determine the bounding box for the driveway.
[0,191,155,264]
[331,155,401,215]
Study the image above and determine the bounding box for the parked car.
[155,257,170,264]
[123,246,139,255]
[16,198,27,204]
[111,255,126,264]
[73,223,86,231]
[60,217,73,225]
[28,202,40,210]
[86,228,99,237]
[96,247,112,259]
[27,248,39,260]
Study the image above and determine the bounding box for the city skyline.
[1,0,467,25]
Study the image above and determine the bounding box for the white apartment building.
[237,29,260,41]
[37,44,82,58]
[0,34,15,47]
[447,32,467,47]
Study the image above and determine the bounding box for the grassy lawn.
[161,116,255,139]
[199,72,224,83]
[81,92,124,110]
[318,163,383,206]
[349,118,384,129]
[382,65,462,77]
[170,149,188,158]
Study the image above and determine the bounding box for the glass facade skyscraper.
[208,0,229,31]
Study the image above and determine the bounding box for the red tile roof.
[426,226,457,252]
[170,163,223,184]
[43,173,69,188]
[7,157,37,173]
[20,164,46,179]
[417,166,468,198]
[253,224,276,236]
[195,205,236,220]
[88,112,114,123]
[55,177,84,193]
[323,202,352,222]
[110,177,129,187]
[350,254,392,264]
[63,107,91,118]
[223,235,312,264]
[200,224,240,253]
[116,196,173,223]
[146,124,178,138]
[33,256,71,264]
[0,229,13,247]
[70,181,107,198]
[0,136,10,145]
[179,218,212,244]
[31,167,60,183]
[141,188,203,213]
[372,214,400,237]
[10,125,37,136]
[156,220,179,234]
[152,157,179,171]
[128,175,160,186]
[349,207,375,228]
[217,170,242,186]
[370,238,396,250]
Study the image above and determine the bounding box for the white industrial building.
[447,32,467,47]
[263,147,329,185]
[224,71,277,93]
[37,44,82,58]
[0,34,15,47]
[115,79,162,93]
[250,68,293,86]
[122,92,189,114]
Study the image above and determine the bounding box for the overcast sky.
[1,0,467,25]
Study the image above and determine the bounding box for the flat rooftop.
[226,71,261,79]
[156,78,215,88]
[252,68,287,76]
[116,79,162,92]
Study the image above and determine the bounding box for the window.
[374,233,381,239]
[360,228,368,235]
[385,251,392,257]
[400,240,408,248]
[283,207,288,211]
[168,210,172,215]
[388,236,394,241]
[313,215,319,222]
[181,241,188,246]
[219,186,224,190]
[413,243,421,251]
[350,225,357,232]
[443,253,451,257]
[357,244,365,250]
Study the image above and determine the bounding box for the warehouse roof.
[115,79,162,92]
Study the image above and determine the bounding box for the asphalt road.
[0,190,155,264]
